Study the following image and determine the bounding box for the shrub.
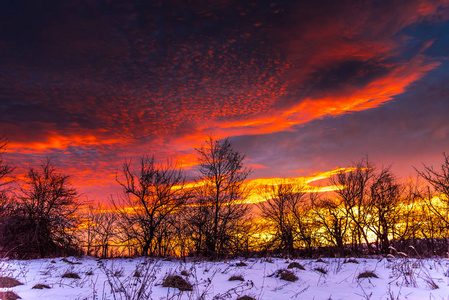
[0,277,23,288]
[287,262,305,270]
[314,267,327,275]
[162,274,193,291]
[1,160,82,259]
[236,262,247,267]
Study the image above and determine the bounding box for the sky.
[1,0,449,200]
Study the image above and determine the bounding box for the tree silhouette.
[417,153,449,227]
[0,136,15,255]
[0,136,14,214]
[188,137,251,257]
[5,159,81,258]
[330,157,375,252]
[257,180,313,254]
[114,156,190,256]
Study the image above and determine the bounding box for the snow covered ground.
[2,256,449,299]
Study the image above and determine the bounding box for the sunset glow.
[1,0,448,202]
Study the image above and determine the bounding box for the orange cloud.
[2,0,448,203]
[211,54,439,138]
[8,133,122,153]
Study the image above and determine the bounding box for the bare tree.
[367,167,402,253]
[0,136,15,256]
[113,155,190,256]
[161,211,192,257]
[311,195,349,252]
[185,192,213,256]
[257,180,313,254]
[227,216,259,255]
[83,204,119,257]
[330,157,375,252]
[5,159,81,258]
[0,136,14,181]
[416,153,449,226]
[258,182,295,253]
[0,136,14,216]
[392,178,422,242]
[188,137,251,257]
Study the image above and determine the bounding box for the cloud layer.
[1,0,449,199]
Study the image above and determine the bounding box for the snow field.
[1,256,449,299]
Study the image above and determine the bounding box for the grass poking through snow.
[287,262,305,270]
[0,291,21,300]
[162,274,193,291]
[269,269,298,282]
[32,283,51,289]
[229,274,244,281]
[314,267,328,275]
[61,272,81,279]
[357,271,378,280]
[0,276,23,288]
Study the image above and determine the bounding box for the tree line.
[0,135,449,259]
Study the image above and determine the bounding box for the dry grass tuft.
[61,258,81,265]
[314,267,327,275]
[229,274,244,281]
[113,269,124,277]
[236,261,247,267]
[357,271,378,280]
[32,283,51,289]
[162,274,193,291]
[237,296,256,300]
[0,291,21,300]
[421,271,439,290]
[287,262,305,270]
[133,270,141,277]
[180,270,189,276]
[62,272,81,279]
[280,269,298,282]
[0,277,23,288]
[269,269,298,282]
[344,258,359,264]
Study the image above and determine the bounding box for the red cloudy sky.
[1,0,449,200]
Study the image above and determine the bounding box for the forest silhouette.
[1,135,448,259]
